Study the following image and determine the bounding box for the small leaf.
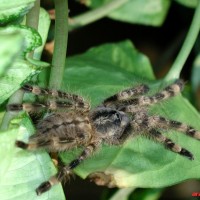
[0,59,40,104]
[0,29,24,76]
[26,55,50,69]
[0,0,35,25]
[86,0,171,26]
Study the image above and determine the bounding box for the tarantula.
[7,79,200,195]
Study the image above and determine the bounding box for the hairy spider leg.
[35,141,101,195]
[15,135,77,151]
[119,79,184,109]
[148,129,194,160]
[11,84,90,112]
[7,100,88,112]
[103,84,149,106]
[143,115,200,140]
[117,115,195,160]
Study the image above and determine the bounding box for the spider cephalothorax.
[8,79,200,195]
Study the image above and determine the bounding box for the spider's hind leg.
[15,136,52,150]
[148,129,194,160]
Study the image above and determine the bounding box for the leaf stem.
[0,0,41,131]
[69,0,128,30]
[49,0,68,89]
[164,1,200,81]
[26,0,40,29]
[109,187,136,200]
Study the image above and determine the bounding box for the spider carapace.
[7,80,200,195]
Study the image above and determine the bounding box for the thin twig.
[69,0,128,30]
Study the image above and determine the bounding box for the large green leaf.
[85,0,171,26]
[61,40,154,106]
[0,0,35,25]
[0,117,65,200]
[59,41,200,188]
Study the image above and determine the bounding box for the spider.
[7,79,200,195]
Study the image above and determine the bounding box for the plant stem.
[26,0,40,29]
[164,1,200,81]
[49,0,68,89]
[109,187,135,200]
[69,0,128,30]
[0,0,40,131]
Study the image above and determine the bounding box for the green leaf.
[0,29,23,77]
[6,41,200,196]
[25,55,50,69]
[0,59,40,104]
[59,41,200,188]
[0,128,18,183]
[62,40,154,106]
[0,117,65,200]
[175,0,198,8]
[0,25,43,97]
[0,0,35,25]
[86,0,171,26]
[2,25,42,56]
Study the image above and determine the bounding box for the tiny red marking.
[192,192,200,197]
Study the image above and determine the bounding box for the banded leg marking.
[36,141,100,195]
[103,84,149,105]
[15,138,52,150]
[7,100,88,112]
[122,79,184,107]
[149,129,193,160]
[147,116,200,140]
[21,85,90,111]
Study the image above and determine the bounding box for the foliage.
[0,0,200,200]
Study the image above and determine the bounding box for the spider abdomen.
[26,112,93,151]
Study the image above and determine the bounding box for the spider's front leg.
[7,85,90,112]
[144,115,200,140]
[120,79,184,108]
[103,83,149,106]
[36,141,101,195]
